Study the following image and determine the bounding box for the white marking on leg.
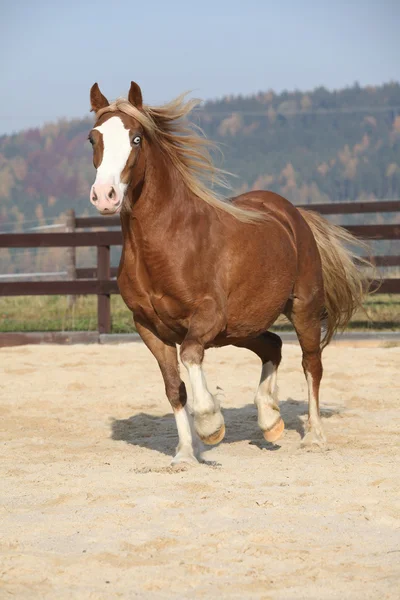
[259,361,278,399]
[302,371,326,446]
[255,361,281,431]
[184,363,215,414]
[306,372,320,424]
[172,405,199,464]
[175,406,193,448]
[182,362,224,440]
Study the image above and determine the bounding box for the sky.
[0,0,399,134]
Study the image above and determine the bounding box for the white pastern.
[184,363,215,414]
[303,371,326,446]
[255,360,280,430]
[306,372,320,423]
[172,406,199,464]
[182,362,224,440]
[94,117,131,195]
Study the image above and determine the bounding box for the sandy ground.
[1,341,400,600]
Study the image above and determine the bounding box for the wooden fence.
[0,200,399,336]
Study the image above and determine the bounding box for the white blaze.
[94,116,131,196]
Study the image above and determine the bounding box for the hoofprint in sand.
[1,342,399,599]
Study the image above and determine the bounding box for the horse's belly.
[224,260,295,338]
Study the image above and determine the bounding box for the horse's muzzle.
[90,183,122,215]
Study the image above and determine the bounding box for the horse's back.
[233,189,307,226]
[233,189,322,269]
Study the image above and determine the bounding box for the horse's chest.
[117,266,188,340]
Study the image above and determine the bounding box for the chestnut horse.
[88,81,369,464]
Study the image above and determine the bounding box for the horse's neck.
[127,148,201,233]
[120,150,190,263]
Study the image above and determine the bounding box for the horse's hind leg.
[235,332,284,443]
[285,296,327,448]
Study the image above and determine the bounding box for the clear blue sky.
[1,0,399,134]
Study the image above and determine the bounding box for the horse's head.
[88,82,145,215]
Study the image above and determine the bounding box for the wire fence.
[1,104,400,121]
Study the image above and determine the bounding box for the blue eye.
[132,135,141,145]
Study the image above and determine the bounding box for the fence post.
[65,209,76,308]
[97,245,111,334]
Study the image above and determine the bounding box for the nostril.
[92,190,98,202]
[108,187,116,201]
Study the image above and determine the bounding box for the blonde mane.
[96,94,265,223]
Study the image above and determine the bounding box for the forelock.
[96,99,157,136]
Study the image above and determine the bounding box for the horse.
[87,81,370,464]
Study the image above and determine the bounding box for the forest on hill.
[0,81,400,234]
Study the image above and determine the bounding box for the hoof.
[263,417,285,443]
[200,423,225,446]
[171,450,199,466]
[194,410,225,446]
[300,428,327,450]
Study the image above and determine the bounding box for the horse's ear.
[90,83,109,113]
[128,81,143,109]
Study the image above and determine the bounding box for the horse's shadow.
[110,398,339,458]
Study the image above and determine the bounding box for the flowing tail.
[298,208,376,348]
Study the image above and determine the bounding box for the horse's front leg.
[180,299,226,446]
[135,320,200,464]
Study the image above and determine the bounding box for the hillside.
[0,82,400,232]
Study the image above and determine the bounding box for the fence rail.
[1,224,399,248]
[0,200,399,338]
[69,200,400,230]
[297,200,400,215]
[0,227,119,333]
[0,231,123,248]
